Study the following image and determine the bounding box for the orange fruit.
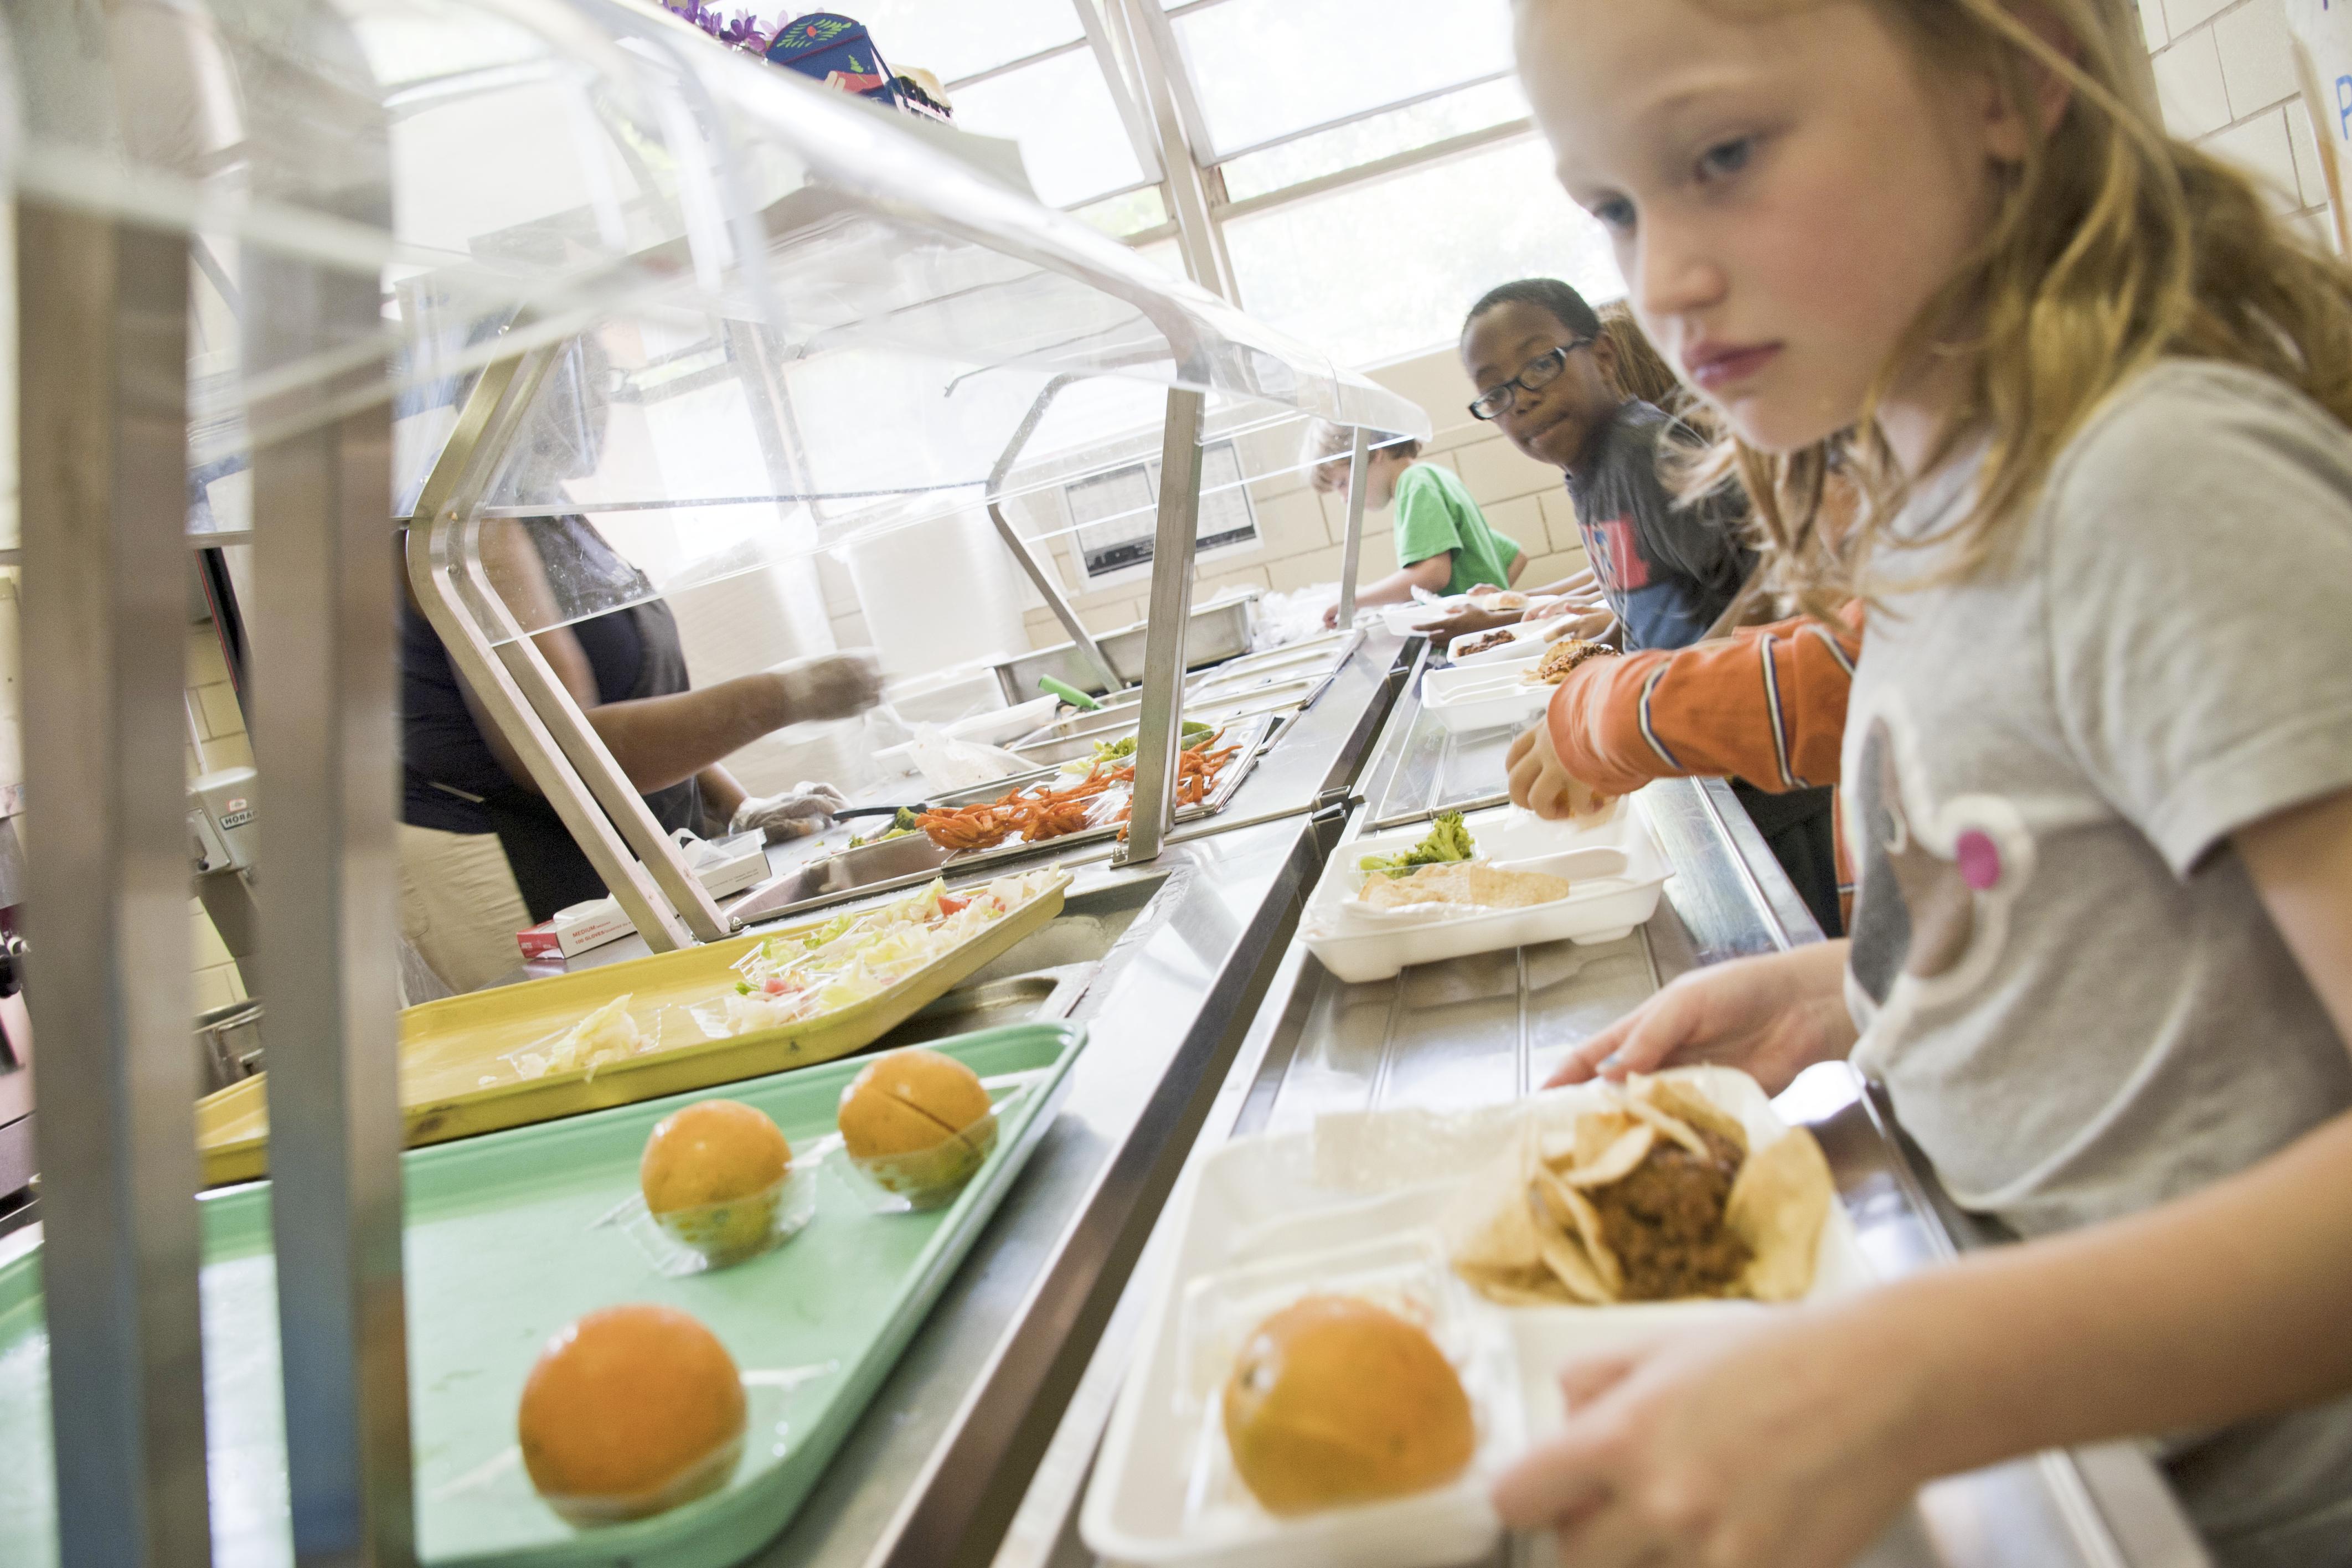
[837,1050,996,1206]
[517,1303,747,1523]
[1223,1296,1475,1514]
[837,1050,991,1159]
[640,1100,791,1215]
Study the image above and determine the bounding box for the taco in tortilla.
[1446,1072,1832,1305]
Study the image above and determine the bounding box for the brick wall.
[2146,0,2339,247]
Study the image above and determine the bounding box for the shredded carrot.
[918,736,1240,853]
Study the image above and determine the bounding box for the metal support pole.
[1118,388,1205,864]
[19,200,213,1566]
[1335,428,1371,628]
[405,341,719,949]
[987,374,1123,695]
[248,272,416,1568]
[240,8,417,1547]
[408,522,694,953]
[455,520,731,941]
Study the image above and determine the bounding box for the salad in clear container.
[706,869,1064,1038]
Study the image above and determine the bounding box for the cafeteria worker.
[398,340,883,993]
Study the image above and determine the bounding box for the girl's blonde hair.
[1595,300,1688,410]
[1691,0,2352,613]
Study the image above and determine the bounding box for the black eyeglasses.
[1467,341,1588,422]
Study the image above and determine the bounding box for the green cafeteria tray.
[0,1020,1087,1567]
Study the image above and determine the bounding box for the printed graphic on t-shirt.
[1577,516,1652,595]
[1846,708,2036,1033]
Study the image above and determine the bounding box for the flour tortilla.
[1727,1126,1836,1302]
[1532,1167,1623,1298]
[1632,1077,1751,1157]
[1448,1075,1836,1306]
[1557,1122,1655,1188]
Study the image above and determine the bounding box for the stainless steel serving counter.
[716,630,1422,1566]
[17,627,2212,1568]
[979,648,2215,1568]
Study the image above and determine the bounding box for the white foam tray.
[1418,658,1551,736]
[1082,1069,1873,1568]
[1445,620,1551,667]
[1297,800,1669,984]
[1380,597,1469,637]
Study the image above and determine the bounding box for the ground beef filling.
[1588,1128,1748,1299]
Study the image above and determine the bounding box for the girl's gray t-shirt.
[1842,360,2352,1564]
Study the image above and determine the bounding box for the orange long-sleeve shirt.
[1544,610,1862,797]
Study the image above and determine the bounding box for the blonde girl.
[1499,2,2352,1564]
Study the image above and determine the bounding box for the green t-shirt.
[1390,462,1522,594]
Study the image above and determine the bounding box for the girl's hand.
[1506,721,1614,820]
[1493,1308,1925,1568]
[1546,942,1855,1092]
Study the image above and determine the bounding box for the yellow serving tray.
[194,873,1069,1186]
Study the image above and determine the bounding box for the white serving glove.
[772,649,886,724]
[729,781,849,842]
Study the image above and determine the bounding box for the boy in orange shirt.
[1510,607,1861,928]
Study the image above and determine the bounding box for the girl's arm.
[1507,549,1529,584]
[1494,786,2352,1564]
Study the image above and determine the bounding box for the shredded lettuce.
[718,870,1058,1035]
[1090,721,1216,765]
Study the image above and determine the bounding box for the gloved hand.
[729,781,849,841]
[772,649,885,724]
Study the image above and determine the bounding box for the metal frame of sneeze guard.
[404,337,725,953]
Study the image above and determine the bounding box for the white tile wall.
[2150,0,2339,245]
[2211,109,2303,210]
[2154,25,2232,135]
[2213,0,2297,115]
[2167,0,2240,33]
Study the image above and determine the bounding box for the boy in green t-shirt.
[1306,425,1525,627]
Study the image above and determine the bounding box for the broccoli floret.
[1359,811,1476,879]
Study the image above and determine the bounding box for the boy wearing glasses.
[1461,278,1752,651]
[1466,278,1848,936]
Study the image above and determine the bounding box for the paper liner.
[535,1430,745,1526]
[600,1163,819,1276]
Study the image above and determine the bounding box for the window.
[950,48,1150,208]
[1218,78,1528,202]
[1067,440,1257,579]
[1223,137,1623,369]
[814,1,1627,373]
[1166,0,1514,158]
[833,0,1160,214]
[843,0,1088,82]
